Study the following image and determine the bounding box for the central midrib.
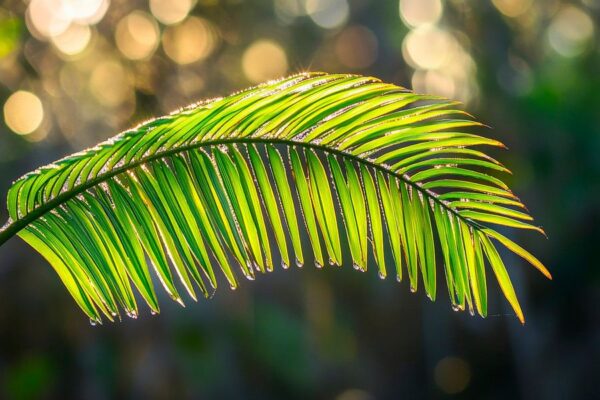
[0,137,481,246]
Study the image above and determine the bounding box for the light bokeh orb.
[434,357,471,394]
[51,23,92,56]
[491,0,533,18]
[242,39,288,83]
[115,11,160,61]
[547,6,595,57]
[150,0,195,25]
[89,61,130,107]
[3,91,44,135]
[306,0,349,29]
[335,25,378,69]
[402,26,454,70]
[162,17,218,65]
[399,0,443,28]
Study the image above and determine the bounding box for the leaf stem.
[0,137,482,246]
[0,220,19,246]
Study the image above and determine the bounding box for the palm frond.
[0,73,550,324]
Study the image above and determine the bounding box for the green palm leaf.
[0,72,550,325]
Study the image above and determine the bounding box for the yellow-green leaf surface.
[0,73,549,325]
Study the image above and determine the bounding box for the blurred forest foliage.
[0,0,598,399]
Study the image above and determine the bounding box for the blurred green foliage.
[0,14,21,58]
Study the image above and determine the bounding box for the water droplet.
[378,271,386,279]
[468,307,475,316]
[230,283,238,290]
[426,293,433,300]
[396,275,402,283]
[315,261,323,269]
[352,262,360,270]
[410,285,417,293]
[89,318,98,326]
[281,259,289,270]
[246,273,255,281]
[295,258,304,268]
[150,310,157,315]
[451,304,460,312]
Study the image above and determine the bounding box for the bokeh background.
[0,0,599,398]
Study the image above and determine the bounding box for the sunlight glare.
[26,0,109,39]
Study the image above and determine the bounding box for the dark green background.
[0,0,598,398]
